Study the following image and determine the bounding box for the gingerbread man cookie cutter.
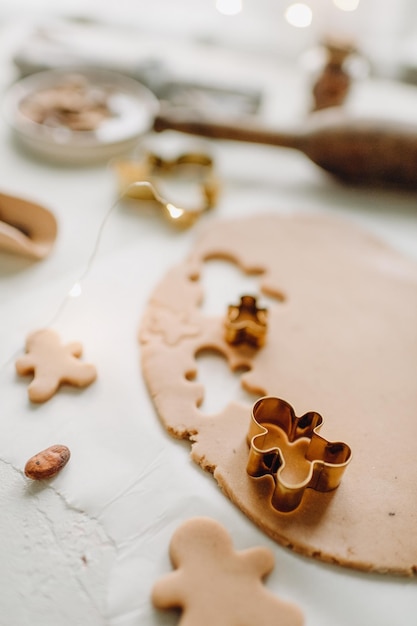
[114,151,219,230]
[247,397,352,512]
[225,295,268,348]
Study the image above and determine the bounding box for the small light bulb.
[69,282,82,298]
[166,204,185,220]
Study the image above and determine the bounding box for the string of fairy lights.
[1,179,176,370]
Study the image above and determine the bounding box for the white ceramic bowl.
[2,67,159,164]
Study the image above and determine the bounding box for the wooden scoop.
[0,192,57,259]
[154,109,417,189]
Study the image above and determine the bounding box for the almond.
[24,444,71,480]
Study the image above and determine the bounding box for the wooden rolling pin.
[154,110,417,189]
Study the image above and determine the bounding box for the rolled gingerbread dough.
[139,213,417,576]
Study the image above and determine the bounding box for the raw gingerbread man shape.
[152,517,304,626]
[16,328,97,403]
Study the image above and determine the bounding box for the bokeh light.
[215,0,242,16]
[285,3,313,28]
[333,0,360,11]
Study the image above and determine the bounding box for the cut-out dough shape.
[145,306,201,345]
[152,517,304,626]
[0,192,57,259]
[16,328,97,403]
[140,214,417,576]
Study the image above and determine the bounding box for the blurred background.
[0,0,416,76]
[0,0,416,137]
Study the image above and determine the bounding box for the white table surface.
[0,8,416,626]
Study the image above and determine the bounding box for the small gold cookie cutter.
[114,151,219,229]
[225,295,268,348]
[0,192,57,260]
[247,396,352,512]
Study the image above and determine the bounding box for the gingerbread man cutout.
[152,517,304,626]
[15,328,97,403]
